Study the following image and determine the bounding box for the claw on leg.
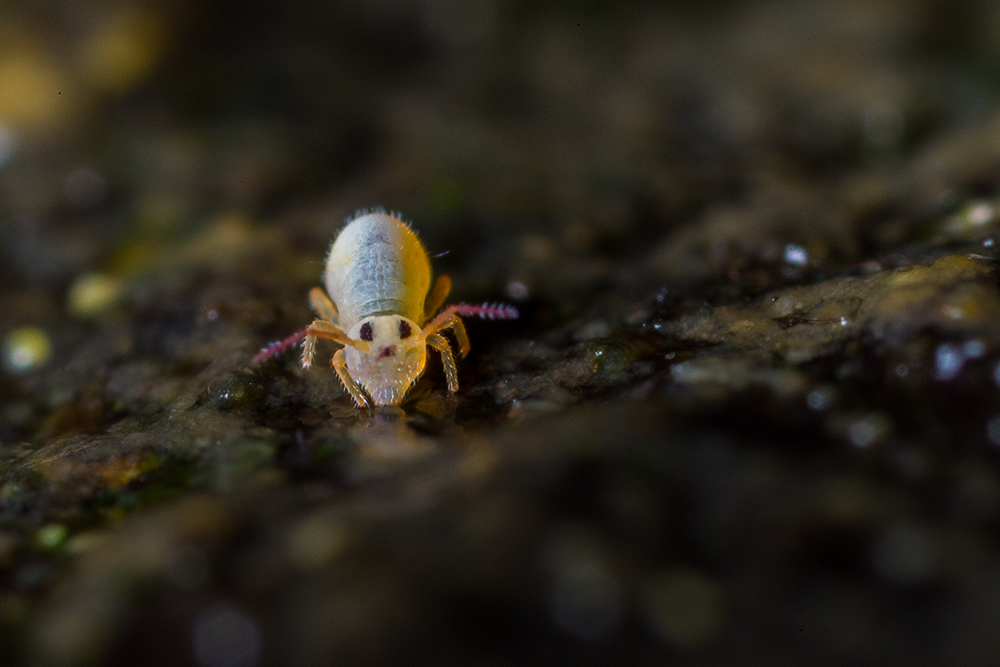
[302,332,317,369]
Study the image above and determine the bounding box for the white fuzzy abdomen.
[324,212,431,325]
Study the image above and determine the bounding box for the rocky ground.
[4,1,1000,665]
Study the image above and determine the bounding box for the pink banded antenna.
[252,328,308,364]
[452,302,520,320]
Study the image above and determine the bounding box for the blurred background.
[5,0,1000,665]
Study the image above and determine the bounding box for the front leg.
[332,348,371,408]
[427,332,459,392]
[302,319,358,369]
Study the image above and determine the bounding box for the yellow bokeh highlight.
[0,54,71,130]
[80,11,165,93]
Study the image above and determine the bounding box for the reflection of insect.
[253,210,519,408]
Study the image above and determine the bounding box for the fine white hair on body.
[324,212,431,325]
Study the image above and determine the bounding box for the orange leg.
[422,305,470,357]
[422,275,452,324]
[309,288,339,323]
[302,319,366,368]
[426,332,459,392]
[332,348,370,408]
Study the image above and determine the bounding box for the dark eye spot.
[359,322,373,341]
[399,320,412,339]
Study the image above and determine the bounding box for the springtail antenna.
[252,328,308,364]
[453,302,520,320]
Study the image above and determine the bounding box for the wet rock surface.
[4,1,1000,665]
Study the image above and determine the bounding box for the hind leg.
[422,275,452,324]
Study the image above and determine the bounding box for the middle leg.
[427,332,459,392]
